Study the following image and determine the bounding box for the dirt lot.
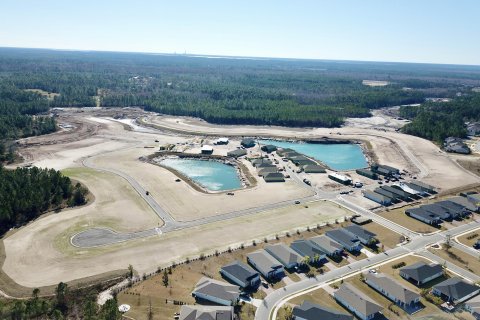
[429,246,480,276]
[362,222,402,249]
[379,207,439,234]
[457,231,480,247]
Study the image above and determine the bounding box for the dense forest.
[0,283,122,320]
[0,166,88,235]
[400,93,480,142]
[1,47,480,137]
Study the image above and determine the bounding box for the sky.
[1,0,479,65]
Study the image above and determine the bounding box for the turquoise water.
[261,140,368,171]
[160,158,242,191]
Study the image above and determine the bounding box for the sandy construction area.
[144,115,480,191]
[91,147,313,221]
[3,200,348,288]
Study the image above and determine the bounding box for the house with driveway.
[432,277,480,304]
[365,273,420,308]
[265,243,303,269]
[293,300,353,320]
[309,235,343,257]
[343,225,377,245]
[220,260,260,289]
[192,277,240,306]
[326,229,362,252]
[290,239,327,264]
[247,250,285,280]
[334,283,383,320]
[399,262,443,286]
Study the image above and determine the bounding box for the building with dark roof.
[409,181,436,194]
[374,188,400,202]
[261,144,277,153]
[257,167,278,177]
[220,260,260,289]
[334,283,383,320]
[343,225,376,245]
[400,262,443,286]
[290,240,327,263]
[265,243,303,269]
[356,168,378,180]
[263,172,285,183]
[309,235,343,257]
[406,208,442,226]
[380,185,412,202]
[293,301,353,320]
[432,277,480,304]
[179,305,234,320]
[192,277,240,306]
[421,203,454,220]
[365,273,420,308]
[302,164,326,173]
[247,250,285,280]
[227,149,247,158]
[325,229,362,252]
[241,139,256,148]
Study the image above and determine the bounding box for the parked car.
[227,192,234,196]
[294,200,301,204]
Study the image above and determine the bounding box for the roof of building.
[261,144,277,152]
[265,243,302,266]
[193,277,240,302]
[433,277,479,301]
[335,283,383,317]
[375,164,400,173]
[251,158,272,166]
[309,235,343,254]
[328,173,352,182]
[247,250,283,275]
[221,261,258,284]
[465,294,480,314]
[344,225,376,241]
[366,273,420,304]
[363,190,391,202]
[257,167,278,176]
[303,164,326,173]
[179,305,233,320]
[406,207,442,223]
[448,196,478,211]
[290,240,326,259]
[325,229,360,248]
[400,262,443,283]
[227,149,247,157]
[263,172,285,182]
[293,301,353,320]
[241,138,255,144]
[201,145,214,151]
[410,181,435,191]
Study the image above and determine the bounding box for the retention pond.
[261,140,368,171]
[160,158,242,191]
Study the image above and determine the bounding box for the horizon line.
[1,45,480,68]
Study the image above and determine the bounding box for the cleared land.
[429,246,480,276]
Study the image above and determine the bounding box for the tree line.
[0,166,88,236]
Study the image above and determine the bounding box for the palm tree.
[301,255,310,266]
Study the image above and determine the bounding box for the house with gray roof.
[265,243,303,269]
[343,225,377,245]
[227,149,247,158]
[448,196,479,213]
[261,144,277,153]
[334,283,383,320]
[220,260,260,289]
[432,277,480,304]
[179,305,234,320]
[290,239,327,264]
[192,277,240,306]
[302,164,326,173]
[421,203,454,220]
[309,235,343,257]
[241,138,255,148]
[257,167,278,177]
[293,301,353,320]
[263,172,285,183]
[406,207,442,226]
[400,262,443,286]
[365,273,420,308]
[247,250,285,280]
[325,229,362,252]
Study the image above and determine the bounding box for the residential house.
[247,250,285,280]
[293,301,353,320]
[363,190,392,206]
[400,262,443,286]
[334,283,383,320]
[325,229,362,252]
[192,277,240,306]
[241,139,256,148]
[265,243,303,269]
[227,149,247,158]
[465,295,480,319]
[343,225,377,245]
[263,172,285,183]
[365,273,420,308]
[308,235,344,257]
[261,145,277,153]
[220,260,260,289]
[179,305,234,320]
[432,277,480,304]
[406,208,442,226]
[290,239,327,263]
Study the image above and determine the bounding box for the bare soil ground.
[429,246,480,276]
